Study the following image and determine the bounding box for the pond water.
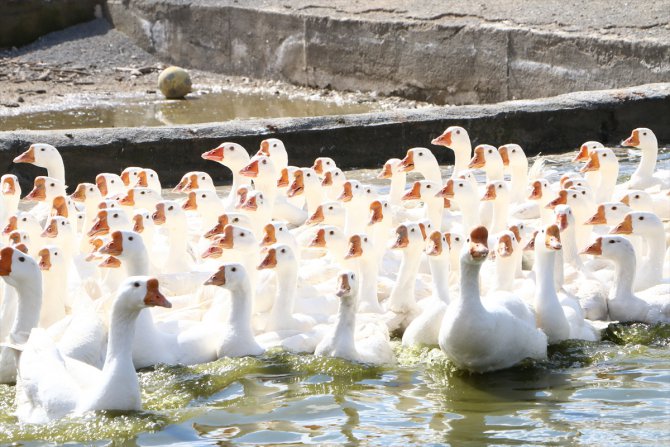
[0,147,668,446]
[0,89,378,131]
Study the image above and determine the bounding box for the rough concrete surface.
[0,83,667,192]
[105,0,670,104]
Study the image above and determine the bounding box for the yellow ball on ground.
[158,66,192,99]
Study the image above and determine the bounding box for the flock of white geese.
[0,126,668,423]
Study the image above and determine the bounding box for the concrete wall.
[104,0,670,105]
[0,83,667,192]
[0,0,101,49]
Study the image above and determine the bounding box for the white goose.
[398,147,442,184]
[36,246,68,327]
[201,142,251,210]
[431,126,472,177]
[320,168,347,202]
[15,276,171,423]
[172,171,216,193]
[622,128,670,190]
[0,174,21,228]
[582,236,669,323]
[439,226,547,373]
[13,143,65,184]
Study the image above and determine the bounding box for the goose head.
[13,143,62,170]
[120,167,143,188]
[402,180,441,202]
[306,201,345,226]
[173,171,215,193]
[204,263,249,291]
[239,191,268,216]
[1,174,21,199]
[553,204,576,232]
[580,148,618,174]
[257,138,288,170]
[152,201,186,229]
[619,190,655,212]
[257,244,296,271]
[528,179,551,202]
[493,230,517,259]
[42,216,74,243]
[135,169,161,192]
[321,168,346,191]
[622,128,657,150]
[131,209,153,234]
[610,211,661,236]
[398,147,438,174]
[213,224,257,252]
[259,222,290,247]
[378,158,403,180]
[37,245,63,272]
[344,233,374,260]
[390,222,426,250]
[335,270,359,300]
[481,181,509,203]
[24,176,65,202]
[431,126,470,151]
[117,277,171,310]
[0,245,40,288]
[240,156,277,183]
[312,157,337,175]
[290,168,321,198]
[573,141,604,163]
[584,202,631,226]
[181,189,221,214]
[462,226,489,264]
[425,230,450,258]
[119,187,161,209]
[308,226,345,251]
[50,196,70,218]
[8,230,31,248]
[95,173,125,198]
[435,177,477,203]
[581,235,634,261]
[203,212,251,239]
[98,229,146,266]
[498,144,526,169]
[468,144,501,171]
[367,200,390,227]
[88,209,130,237]
[526,224,562,252]
[202,142,251,170]
[4,212,41,237]
[70,182,102,206]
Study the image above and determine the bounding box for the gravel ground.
[0,19,426,114]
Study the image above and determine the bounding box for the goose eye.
[426,185,431,189]
[488,149,492,154]
[231,266,237,272]
[335,172,340,176]
[54,252,58,256]
[272,143,277,148]
[22,218,26,222]
[240,232,245,237]
[168,206,174,211]
[306,173,311,177]
[110,180,114,184]
[61,221,65,226]
[411,228,415,232]
[329,231,334,235]
[262,160,267,165]
[113,213,119,218]
[612,206,617,210]
[280,248,286,253]
[455,237,460,241]
[609,240,615,244]
[228,146,234,151]
[141,191,145,195]
[202,194,206,198]
[572,194,577,199]
[643,132,647,136]
[233,218,239,223]
[328,206,333,210]
[351,274,355,279]
[418,152,423,157]
[512,149,516,153]
[133,282,140,287]
[354,184,359,189]
[466,238,470,242]
[384,203,388,208]
[603,154,607,157]
[456,130,460,135]
[639,216,644,221]
[279,227,283,231]
[50,183,55,187]
[364,237,368,242]
[498,184,502,188]
[634,195,640,199]
[89,188,93,192]
[41,148,45,152]
[458,183,463,187]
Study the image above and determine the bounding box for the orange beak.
[144,278,171,308]
[556,212,569,231]
[468,146,486,169]
[258,140,271,156]
[469,226,489,259]
[498,146,510,166]
[152,203,166,225]
[204,266,226,285]
[257,248,278,270]
[545,190,568,209]
[38,248,51,271]
[100,231,124,256]
[581,237,603,256]
[119,189,135,206]
[528,180,543,200]
[398,151,415,172]
[277,168,290,188]
[391,225,409,249]
[623,130,640,147]
[508,225,521,243]
[336,273,352,298]
[120,170,131,187]
[321,171,333,186]
[181,192,198,211]
[96,175,108,197]
[402,182,422,201]
[0,247,14,276]
[337,182,353,202]
[260,224,276,246]
[378,162,393,179]
[497,234,514,258]
[172,176,189,193]
[71,183,88,202]
[14,146,36,164]
[132,214,145,233]
[426,231,443,256]
[610,215,633,235]
[201,244,223,259]
[41,219,59,238]
[287,171,304,197]
[312,159,324,175]
[182,174,199,192]
[3,216,17,235]
[580,152,600,173]
[99,256,122,269]
[306,206,325,225]
[216,225,235,249]
[51,196,68,218]
[436,179,454,198]
[584,205,607,225]
[573,144,590,163]
[24,178,46,202]
[481,183,497,201]
[240,160,259,178]
[135,171,149,188]
[204,214,228,239]
[309,228,327,248]
[88,211,110,237]
[368,201,384,225]
[431,130,452,146]
[241,195,258,211]
[2,177,16,195]
[545,225,562,250]
[202,146,225,162]
[8,231,23,246]
[344,235,363,259]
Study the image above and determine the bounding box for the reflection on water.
[0,90,377,131]
[0,325,668,446]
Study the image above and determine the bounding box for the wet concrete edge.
[0,83,668,190]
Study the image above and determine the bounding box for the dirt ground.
[0,18,426,115]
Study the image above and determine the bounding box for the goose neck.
[10,277,42,344]
[122,249,150,276]
[333,298,356,351]
[270,263,298,321]
[452,144,472,176]
[106,301,141,367]
[389,174,406,205]
[610,252,635,302]
[494,255,516,291]
[429,257,450,303]
[389,245,423,308]
[535,248,559,300]
[457,259,485,312]
[228,280,254,333]
[634,144,658,179]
